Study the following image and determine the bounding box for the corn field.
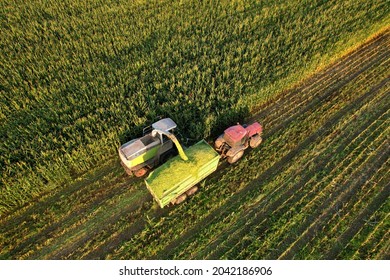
[0,0,389,259]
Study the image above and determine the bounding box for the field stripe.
[277,142,389,260]
[324,180,389,259]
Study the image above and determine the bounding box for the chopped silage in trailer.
[145,140,220,207]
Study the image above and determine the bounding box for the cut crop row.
[307,161,389,259]
[276,139,389,259]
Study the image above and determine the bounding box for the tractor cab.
[215,122,263,164]
[223,125,249,147]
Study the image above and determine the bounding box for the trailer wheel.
[250,135,262,148]
[133,167,148,177]
[227,150,244,164]
[186,186,199,196]
[174,193,187,204]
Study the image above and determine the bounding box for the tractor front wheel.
[227,150,244,164]
[133,167,148,177]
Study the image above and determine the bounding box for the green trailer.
[145,139,220,208]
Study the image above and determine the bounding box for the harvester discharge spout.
[152,129,189,161]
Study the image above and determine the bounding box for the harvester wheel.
[120,161,133,176]
[186,186,199,196]
[250,135,262,148]
[133,167,148,177]
[174,193,187,204]
[227,150,244,164]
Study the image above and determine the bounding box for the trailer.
[145,140,219,207]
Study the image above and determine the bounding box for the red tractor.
[214,122,263,164]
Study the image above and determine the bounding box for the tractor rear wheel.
[227,150,244,164]
[133,167,148,177]
[250,135,262,148]
[214,135,225,150]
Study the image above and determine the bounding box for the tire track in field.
[0,161,123,257]
[30,187,152,260]
[0,160,117,232]
[374,234,390,259]
[266,147,389,259]
[2,172,143,259]
[277,142,389,260]
[200,98,389,259]
[202,89,389,259]
[82,206,171,259]
[262,92,389,259]
[305,163,389,259]
[346,209,390,260]
[324,178,389,259]
[0,159,146,258]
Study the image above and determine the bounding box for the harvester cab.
[215,122,263,164]
[118,118,186,177]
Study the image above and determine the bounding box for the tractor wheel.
[214,135,225,150]
[174,193,187,205]
[227,150,244,164]
[250,135,262,148]
[133,167,148,177]
[186,186,199,196]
